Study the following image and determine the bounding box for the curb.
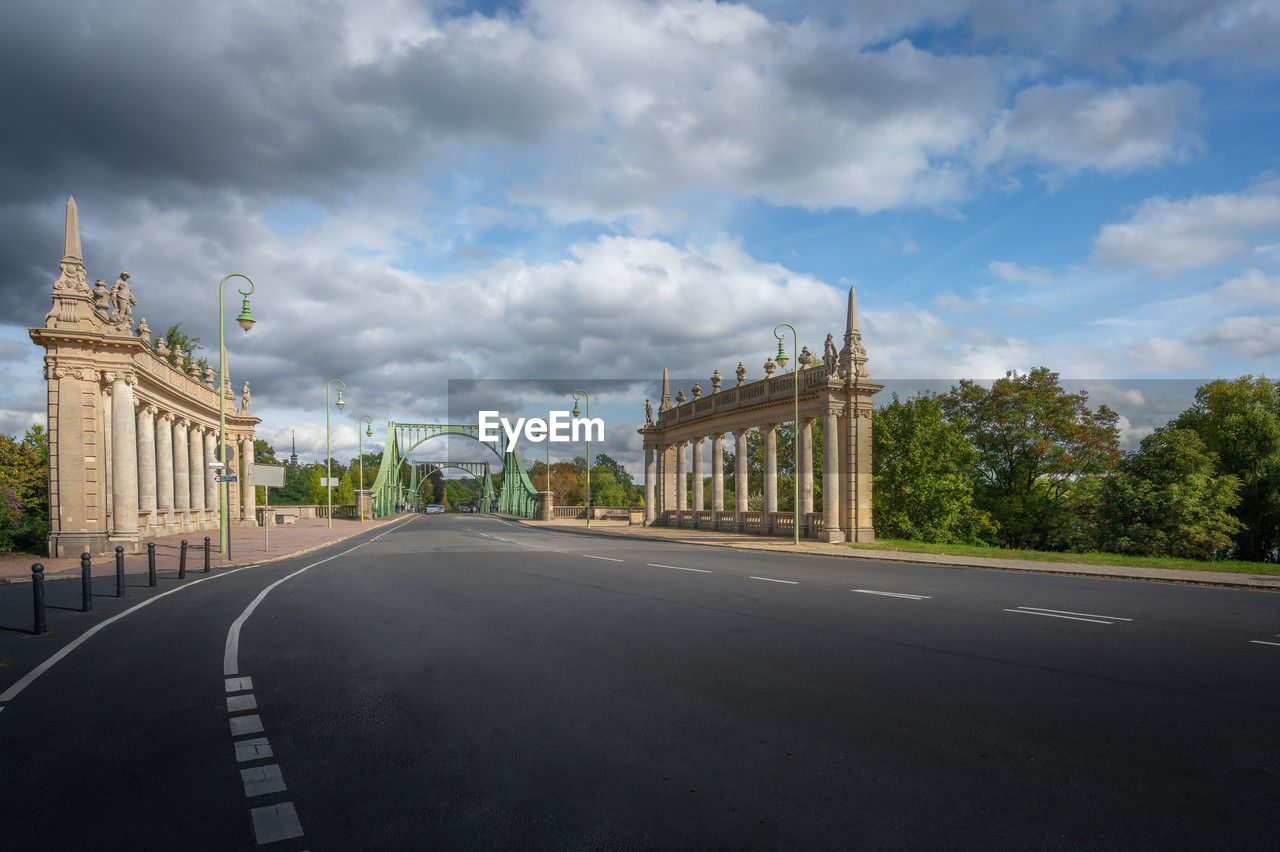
[510,519,1280,591]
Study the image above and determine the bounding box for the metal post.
[31,564,47,636]
[179,539,188,579]
[204,537,211,572]
[148,542,157,587]
[81,552,93,612]
[115,545,125,597]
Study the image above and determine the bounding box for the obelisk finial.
[64,196,82,263]
[659,367,673,412]
[846,286,858,334]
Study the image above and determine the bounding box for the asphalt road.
[2,514,1278,849]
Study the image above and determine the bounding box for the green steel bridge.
[368,421,540,517]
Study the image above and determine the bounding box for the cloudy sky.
[2,0,1278,473]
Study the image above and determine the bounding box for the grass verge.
[848,539,1280,576]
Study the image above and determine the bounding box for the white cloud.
[1091,178,1280,275]
[1216,268,1280,305]
[1193,315,1280,358]
[989,259,1054,287]
[1123,337,1210,373]
[980,81,1197,174]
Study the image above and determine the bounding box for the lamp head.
[366,426,373,437]
[235,296,255,332]
[774,337,788,369]
[335,389,345,410]
[571,399,581,418]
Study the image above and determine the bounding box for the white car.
[424,504,446,514]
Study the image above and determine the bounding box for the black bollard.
[115,546,125,598]
[148,542,157,587]
[204,537,211,573]
[32,564,47,636]
[179,539,188,579]
[81,552,93,612]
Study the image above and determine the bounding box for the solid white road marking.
[852,589,931,600]
[1017,606,1132,621]
[226,694,258,713]
[235,738,274,762]
[649,563,712,573]
[1004,608,1113,625]
[250,802,304,844]
[749,576,798,584]
[230,714,265,736]
[1250,640,1280,647]
[583,554,624,562]
[0,565,249,705]
[241,764,287,797]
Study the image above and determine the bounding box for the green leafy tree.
[873,393,996,543]
[943,367,1121,550]
[152,322,210,372]
[1097,427,1241,559]
[336,470,355,504]
[0,426,50,553]
[254,439,278,463]
[1171,376,1280,562]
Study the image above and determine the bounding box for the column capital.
[157,410,173,424]
[139,402,158,416]
[102,370,137,386]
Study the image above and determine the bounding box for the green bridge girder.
[409,460,497,513]
[368,421,540,518]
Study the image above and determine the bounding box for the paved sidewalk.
[0,514,412,584]
[519,518,1280,590]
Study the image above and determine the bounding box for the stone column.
[764,423,778,515]
[156,412,175,524]
[799,417,814,520]
[734,429,749,529]
[173,418,190,522]
[660,442,678,519]
[691,437,704,521]
[241,435,256,525]
[711,433,724,516]
[109,374,139,537]
[823,407,842,542]
[643,445,656,525]
[847,405,875,542]
[675,440,687,525]
[204,430,217,512]
[188,422,205,517]
[137,404,157,527]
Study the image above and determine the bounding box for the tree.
[943,368,1121,550]
[254,439,278,464]
[873,393,995,543]
[1097,427,1241,559]
[1171,376,1280,562]
[593,454,634,489]
[152,322,209,372]
[0,426,49,553]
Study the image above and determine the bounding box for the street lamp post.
[325,379,346,529]
[774,323,800,545]
[359,415,373,522]
[216,274,256,557]
[571,389,590,529]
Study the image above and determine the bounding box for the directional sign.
[251,463,285,487]
[216,475,239,482]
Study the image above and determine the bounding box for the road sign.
[320,477,339,487]
[214,443,236,462]
[216,475,238,482]
[250,463,285,487]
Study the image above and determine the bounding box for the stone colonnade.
[638,286,879,543]
[30,196,260,556]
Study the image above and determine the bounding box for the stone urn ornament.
[735,361,746,386]
[711,369,722,392]
[764,357,776,378]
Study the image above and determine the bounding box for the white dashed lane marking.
[230,714,265,736]
[748,576,798,585]
[852,589,931,600]
[1251,640,1280,647]
[250,803,304,844]
[649,563,712,574]
[241,764,287,797]
[1005,606,1133,625]
[583,554,624,562]
[235,738,274,762]
[226,694,258,713]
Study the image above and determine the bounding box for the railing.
[657,364,833,428]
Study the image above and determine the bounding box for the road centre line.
[583,554,624,562]
[1004,608,1114,625]
[749,576,798,584]
[1250,640,1280,647]
[649,563,712,573]
[852,589,930,600]
[1017,606,1133,622]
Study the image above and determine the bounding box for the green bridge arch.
[368,422,539,518]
